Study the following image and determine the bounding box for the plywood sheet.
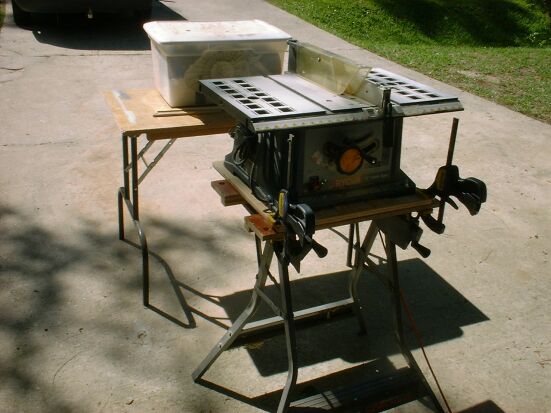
[104,89,235,139]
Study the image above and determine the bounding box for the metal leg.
[119,134,150,306]
[384,235,445,413]
[275,240,299,413]
[346,223,355,267]
[118,134,130,240]
[348,223,368,334]
[193,239,299,412]
[254,234,263,266]
[135,220,150,307]
[130,136,139,221]
[347,222,380,334]
[118,134,180,307]
[129,135,149,305]
[192,242,275,382]
[122,134,130,201]
[362,221,379,254]
[118,188,125,240]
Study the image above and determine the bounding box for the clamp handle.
[286,204,328,258]
[421,118,487,234]
[454,177,487,215]
[278,191,328,271]
[411,241,431,258]
[421,213,445,235]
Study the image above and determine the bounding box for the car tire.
[12,0,33,27]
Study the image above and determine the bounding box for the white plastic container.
[143,20,292,107]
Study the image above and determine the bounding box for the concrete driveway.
[1,1,550,412]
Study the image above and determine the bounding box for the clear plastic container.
[143,20,292,107]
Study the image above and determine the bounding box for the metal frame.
[117,133,176,306]
[193,221,445,413]
[384,233,445,412]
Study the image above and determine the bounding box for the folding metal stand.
[117,133,176,307]
[105,88,234,307]
[192,220,445,413]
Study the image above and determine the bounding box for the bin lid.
[143,20,292,45]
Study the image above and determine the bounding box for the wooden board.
[314,194,437,229]
[213,161,279,228]
[213,161,437,237]
[211,180,245,206]
[104,89,235,140]
[244,215,282,241]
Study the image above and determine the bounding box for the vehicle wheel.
[12,0,33,27]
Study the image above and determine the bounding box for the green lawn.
[0,1,5,29]
[269,0,551,123]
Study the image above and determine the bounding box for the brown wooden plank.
[244,215,282,241]
[315,193,437,229]
[213,161,437,231]
[213,161,278,226]
[104,89,235,139]
[210,180,245,206]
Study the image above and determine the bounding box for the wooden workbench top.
[104,89,235,140]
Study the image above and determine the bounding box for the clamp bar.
[437,117,459,224]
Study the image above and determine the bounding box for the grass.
[0,1,5,30]
[269,0,551,123]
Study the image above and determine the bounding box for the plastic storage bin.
[143,20,292,107]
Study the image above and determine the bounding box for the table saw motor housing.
[225,117,415,209]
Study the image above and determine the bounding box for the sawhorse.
[194,170,445,412]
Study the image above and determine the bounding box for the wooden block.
[213,161,277,225]
[210,180,246,206]
[245,215,283,241]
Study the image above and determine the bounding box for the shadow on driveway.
[28,1,184,51]
[0,203,245,412]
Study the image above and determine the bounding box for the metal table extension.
[104,89,234,306]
